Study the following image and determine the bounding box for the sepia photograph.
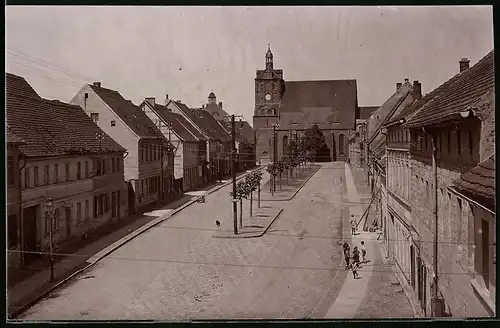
[5,5,495,320]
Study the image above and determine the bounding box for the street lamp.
[44,198,56,282]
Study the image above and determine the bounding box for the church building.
[253,45,360,163]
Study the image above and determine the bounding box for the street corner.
[212,207,283,239]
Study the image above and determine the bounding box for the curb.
[213,208,284,239]
[378,241,423,318]
[260,165,321,202]
[9,167,264,319]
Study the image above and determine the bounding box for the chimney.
[218,101,223,108]
[404,78,409,83]
[164,94,169,105]
[202,104,205,109]
[396,82,402,90]
[93,82,101,87]
[459,58,470,73]
[145,97,155,107]
[413,81,422,101]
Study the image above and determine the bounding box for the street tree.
[230,180,251,228]
[245,170,263,216]
[266,163,278,194]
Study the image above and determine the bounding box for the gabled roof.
[198,110,231,142]
[6,73,124,157]
[6,126,25,145]
[174,114,206,141]
[453,154,495,212]
[204,102,230,119]
[405,51,494,128]
[367,82,413,143]
[45,99,125,153]
[89,84,165,139]
[359,106,378,120]
[280,79,358,130]
[143,101,199,142]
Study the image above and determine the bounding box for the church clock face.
[265,93,272,101]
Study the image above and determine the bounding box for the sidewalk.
[7,167,264,319]
[212,206,283,239]
[260,165,321,201]
[324,163,415,318]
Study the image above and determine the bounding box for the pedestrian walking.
[352,246,360,266]
[351,261,359,279]
[350,215,356,235]
[360,241,367,263]
[343,242,351,270]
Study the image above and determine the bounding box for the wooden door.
[65,207,71,238]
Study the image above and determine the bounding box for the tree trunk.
[239,199,243,228]
[250,192,253,217]
[279,173,282,190]
[270,175,273,195]
[258,183,261,208]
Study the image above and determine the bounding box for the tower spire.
[265,43,273,69]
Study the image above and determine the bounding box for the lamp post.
[223,114,244,235]
[44,198,55,282]
[270,123,280,192]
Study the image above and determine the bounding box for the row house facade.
[140,96,207,192]
[363,80,415,232]
[167,99,231,183]
[404,52,495,317]
[348,106,378,168]
[71,82,175,215]
[6,73,127,267]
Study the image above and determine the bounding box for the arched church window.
[339,134,346,156]
[283,135,289,154]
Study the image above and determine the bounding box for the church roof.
[279,79,358,130]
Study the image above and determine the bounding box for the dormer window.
[91,113,99,123]
[111,120,116,127]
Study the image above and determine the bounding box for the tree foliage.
[303,124,326,153]
[245,170,263,192]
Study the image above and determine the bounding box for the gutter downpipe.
[423,126,443,317]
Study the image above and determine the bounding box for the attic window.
[111,120,116,127]
[84,93,89,99]
[91,113,99,123]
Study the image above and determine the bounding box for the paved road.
[20,163,347,320]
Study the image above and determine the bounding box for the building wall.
[7,145,22,267]
[19,152,127,254]
[409,117,492,317]
[70,86,140,180]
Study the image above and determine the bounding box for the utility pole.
[231,115,238,235]
[270,123,280,192]
[45,198,55,282]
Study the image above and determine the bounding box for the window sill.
[470,278,495,315]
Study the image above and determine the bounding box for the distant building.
[140,97,206,192]
[7,73,127,267]
[71,82,175,214]
[253,45,359,163]
[348,106,378,168]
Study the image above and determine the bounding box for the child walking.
[360,241,367,263]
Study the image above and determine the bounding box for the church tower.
[253,44,286,162]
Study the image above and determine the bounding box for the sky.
[6,6,494,123]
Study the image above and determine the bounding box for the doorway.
[23,205,38,264]
[111,191,117,219]
[65,206,72,238]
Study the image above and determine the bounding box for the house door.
[23,205,38,264]
[410,245,415,289]
[65,207,72,238]
[116,190,121,220]
[111,191,117,218]
[127,181,136,215]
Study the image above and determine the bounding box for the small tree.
[266,163,278,195]
[230,180,251,228]
[245,170,263,216]
[276,160,285,191]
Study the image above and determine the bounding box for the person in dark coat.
[343,242,351,269]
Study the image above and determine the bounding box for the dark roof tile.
[359,106,378,120]
[453,154,495,211]
[280,80,358,131]
[406,51,494,128]
[89,84,165,139]
[6,73,124,157]
[146,102,199,142]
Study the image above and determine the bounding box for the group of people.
[342,240,367,279]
